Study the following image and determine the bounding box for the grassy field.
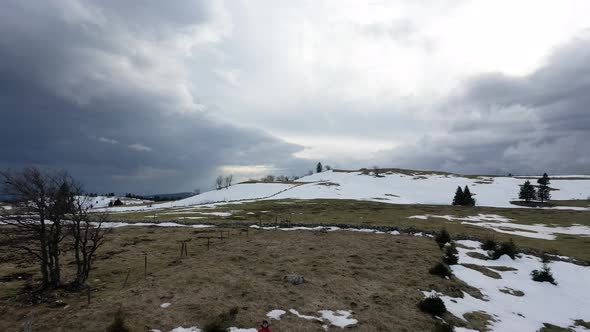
[0,227,487,331]
[510,199,590,208]
[2,198,590,331]
[108,199,590,262]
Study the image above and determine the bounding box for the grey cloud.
[0,1,306,194]
[387,34,590,175]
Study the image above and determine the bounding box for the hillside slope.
[101,170,589,212]
[275,171,589,208]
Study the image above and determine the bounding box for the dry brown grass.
[0,226,482,331]
[110,198,590,262]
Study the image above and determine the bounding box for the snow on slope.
[426,240,590,331]
[271,171,590,209]
[103,183,297,212]
[99,170,589,211]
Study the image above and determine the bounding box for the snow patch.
[169,328,200,332]
[267,309,286,320]
[426,240,590,331]
[318,310,358,328]
[460,222,590,240]
[288,309,357,328]
[410,214,590,240]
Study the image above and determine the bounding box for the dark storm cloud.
[388,34,590,175]
[0,1,304,193]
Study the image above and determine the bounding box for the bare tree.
[1,167,109,290]
[373,166,380,177]
[215,175,223,190]
[0,168,73,288]
[69,194,110,287]
[224,174,233,189]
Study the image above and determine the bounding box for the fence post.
[122,269,130,288]
[86,284,91,305]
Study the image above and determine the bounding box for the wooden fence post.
[122,269,130,288]
[86,285,91,305]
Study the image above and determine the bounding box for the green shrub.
[443,243,459,265]
[491,240,517,260]
[429,262,453,278]
[419,295,447,316]
[433,321,455,332]
[203,307,239,332]
[106,309,130,332]
[435,229,452,249]
[531,263,557,285]
[480,238,497,251]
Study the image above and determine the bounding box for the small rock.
[285,274,305,285]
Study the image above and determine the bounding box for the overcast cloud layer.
[1,1,589,193]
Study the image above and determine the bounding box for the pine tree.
[537,173,551,203]
[443,242,459,265]
[452,186,464,205]
[463,185,476,206]
[316,162,323,173]
[519,180,536,202]
[538,173,550,186]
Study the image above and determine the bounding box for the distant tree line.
[215,174,233,190]
[211,161,336,189]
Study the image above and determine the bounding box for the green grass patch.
[96,198,590,261]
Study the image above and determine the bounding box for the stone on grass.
[285,274,305,285]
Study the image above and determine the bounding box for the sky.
[1,1,589,194]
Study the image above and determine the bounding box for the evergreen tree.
[537,173,551,202]
[443,242,459,265]
[463,185,476,206]
[519,180,536,202]
[452,186,464,205]
[435,228,451,249]
[538,173,550,186]
[316,162,323,173]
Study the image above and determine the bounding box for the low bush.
[480,238,497,251]
[435,229,452,249]
[106,309,130,332]
[418,295,447,316]
[491,240,517,260]
[531,263,557,285]
[434,321,455,332]
[203,307,239,332]
[443,243,459,265]
[429,262,453,278]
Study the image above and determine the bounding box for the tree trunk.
[39,216,49,288]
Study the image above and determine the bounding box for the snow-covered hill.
[279,171,590,208]
[100,170,590,212]
[102,183,297,212]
